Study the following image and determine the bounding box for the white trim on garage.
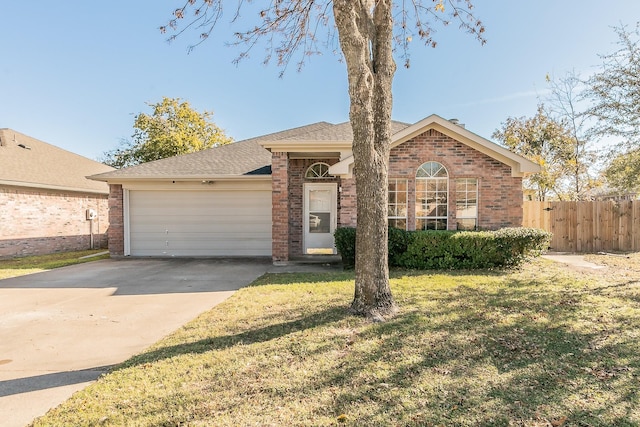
[122,182,272,257]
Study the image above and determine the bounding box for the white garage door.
[128,190,272,257]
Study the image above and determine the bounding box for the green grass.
[0,250,110,279]
[32,258,640,426]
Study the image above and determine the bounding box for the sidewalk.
[541,253,607,270]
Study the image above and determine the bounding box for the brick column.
[108,184,124,256]
[338,177,357,227]
[271,152,289,262]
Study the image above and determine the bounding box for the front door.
[304,183,337,254]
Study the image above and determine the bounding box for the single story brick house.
[90,114,539,262]
[0,129,114,258]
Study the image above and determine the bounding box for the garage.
[126,189,272,257]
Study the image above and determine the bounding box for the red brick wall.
[271,153,289,262]
[108,184,124,256]
[338,176,357,227]
[0,185,109,258]
[337,129,523,230]
[389,129,523,229]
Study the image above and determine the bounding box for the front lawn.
[0,250,109,280]
[33,258,640,426]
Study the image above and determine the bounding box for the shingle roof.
[90,121,336,180]
[278,120,411,142]
[0,129,113,194]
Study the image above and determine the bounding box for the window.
[388,178,408,229]
[305,162,333,179]
[455,178,478,230]
[416,162,448,230]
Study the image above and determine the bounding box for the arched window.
[305,162,333,179]
[416,162,448,230]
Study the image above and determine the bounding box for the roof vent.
[18,143,31,150]
[449,118,465,128]
[0,136,3,147]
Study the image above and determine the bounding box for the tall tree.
[163,1,484,320]
[545,71,597,200]
[585,24,640,146]
[584,24,640,196]
[604,149,640,194]
[493,105,575,201]
[102,97,232,168]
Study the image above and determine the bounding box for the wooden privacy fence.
[523,200,640,253]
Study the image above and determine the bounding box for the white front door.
[304,183,337,254]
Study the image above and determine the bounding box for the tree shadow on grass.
[301,279,640,425]
[86,267,640,426]
[116,305,352,370]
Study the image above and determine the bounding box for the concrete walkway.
[541,253,607,270]
[0,258,279,427]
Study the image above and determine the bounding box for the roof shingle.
[0,129,113,193]
[90,121,336,180]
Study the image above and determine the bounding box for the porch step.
[287,255,343,265]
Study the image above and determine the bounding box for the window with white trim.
[455,178,478,230]
[305,162,333,179]
[416,162,448,230]
[388,178,408,229]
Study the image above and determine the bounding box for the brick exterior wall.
[387,129,523,230]
[0,185,109,259]
[271,153,290,262]
[272,130,523,261]
[108,184,125,256]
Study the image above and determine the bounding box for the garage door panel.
[128,190,272,257]
[130,198,270,212]
[131,222,271,234]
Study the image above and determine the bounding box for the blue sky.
[1,1,639,160]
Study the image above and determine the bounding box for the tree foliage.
[583,24,640,195]
[585,24,640,147]
[102,97,232,168]
[493,105,576,201]
[604,149,640,194]
[162,1,484,320]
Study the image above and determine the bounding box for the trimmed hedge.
[334,227,551,269]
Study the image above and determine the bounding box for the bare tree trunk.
[333,0,398,320]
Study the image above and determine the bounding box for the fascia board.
[258,140,352,152]
[94,175,272,184]
[0,179,109,195]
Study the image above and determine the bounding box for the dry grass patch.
[0,250,109,280]
[32,260,640,426]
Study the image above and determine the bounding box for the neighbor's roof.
[89,122,333,181]
[0,129,114,194]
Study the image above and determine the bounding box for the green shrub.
[333,227,357,268]
[493,227,552,266]
[334,226,551,270]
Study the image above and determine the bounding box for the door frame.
[303,182,337,254]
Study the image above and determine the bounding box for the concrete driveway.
[0,257,272,427]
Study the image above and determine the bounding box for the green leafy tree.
[493,105,575,201]
[585,24,640,146]
[163,1,484,320]
[604,149,640,194]
[102,97,232,168]
[583,24,640,195]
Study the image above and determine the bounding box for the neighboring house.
[90,114,539,262]
[0,129,114,258]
